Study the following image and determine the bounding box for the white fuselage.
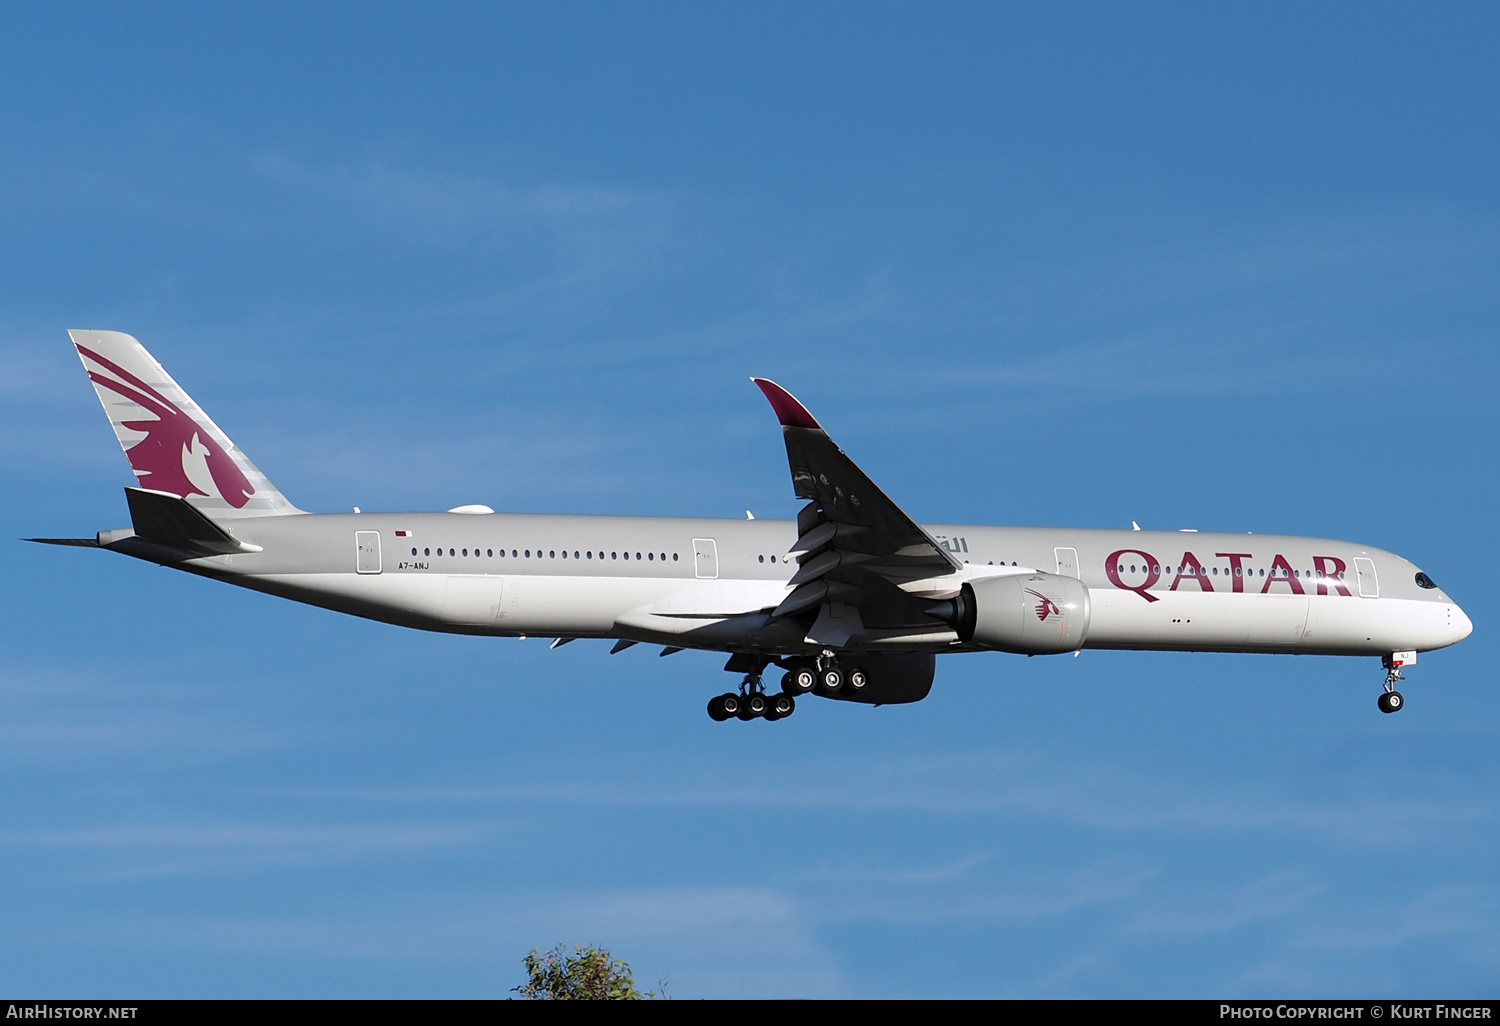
[149,512,1472,659]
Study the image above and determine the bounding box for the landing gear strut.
[1378,656,1405,714]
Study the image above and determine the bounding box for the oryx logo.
[76,343,256,508]
[1025,588,1061,621]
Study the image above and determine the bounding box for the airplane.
[33,330,1472,721]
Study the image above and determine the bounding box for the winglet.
[750,378,821,430]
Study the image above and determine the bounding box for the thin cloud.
[1294,886,1491,952]
[252,153,678,261]
[1124,871,1323,936]
[3,819,511,878]
[280,747,1494,849]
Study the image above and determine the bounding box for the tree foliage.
[513,944,657,1000]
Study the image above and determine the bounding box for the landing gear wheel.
[738,692,767,720]
[788,666,816,693]
[1378,690,1404,714]
[820,668,842,692]
[769,692,796,718]
[848,669,867,691]
[708,693,738,721]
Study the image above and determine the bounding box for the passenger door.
[693,538,719,579]
[1054,547,1079,578]
[355,531,382,574]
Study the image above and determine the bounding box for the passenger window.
[611,552,617,559]
[411,548,417,556]
[672,553,678,561]
[759,555,765,563]
[424,548,430,556]
[636,552,642,560]
[487,549,492,557]
[770,555,776,563]
[562,550,567,559]
[550,551,555,559]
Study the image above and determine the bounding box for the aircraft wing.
[752,379,960,634]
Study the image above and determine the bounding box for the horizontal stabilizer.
[25,537,100,547]
[124,487,262,556]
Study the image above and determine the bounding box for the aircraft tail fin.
[70,330,302,519]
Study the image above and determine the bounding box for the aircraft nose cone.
[1454,605,1474,643]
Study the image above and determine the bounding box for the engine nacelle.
[818,653,935,705]
[954,572,1090,654]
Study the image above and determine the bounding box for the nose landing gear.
[1378,655,1406,714]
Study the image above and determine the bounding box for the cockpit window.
[1415,572,1438,590]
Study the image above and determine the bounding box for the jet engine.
[947,572,1090,654]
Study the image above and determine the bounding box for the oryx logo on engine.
[1025,588,1061,621]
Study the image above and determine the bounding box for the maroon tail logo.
[77,344,255,508]
[1025,588,1061,621]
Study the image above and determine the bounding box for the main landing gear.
[707,667,797,723]
[780,651,867,697]
[1378,655,1405,714]
[707,689,797,722]
[706,652,869,722]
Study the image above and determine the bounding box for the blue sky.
[3,3,1498,998]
